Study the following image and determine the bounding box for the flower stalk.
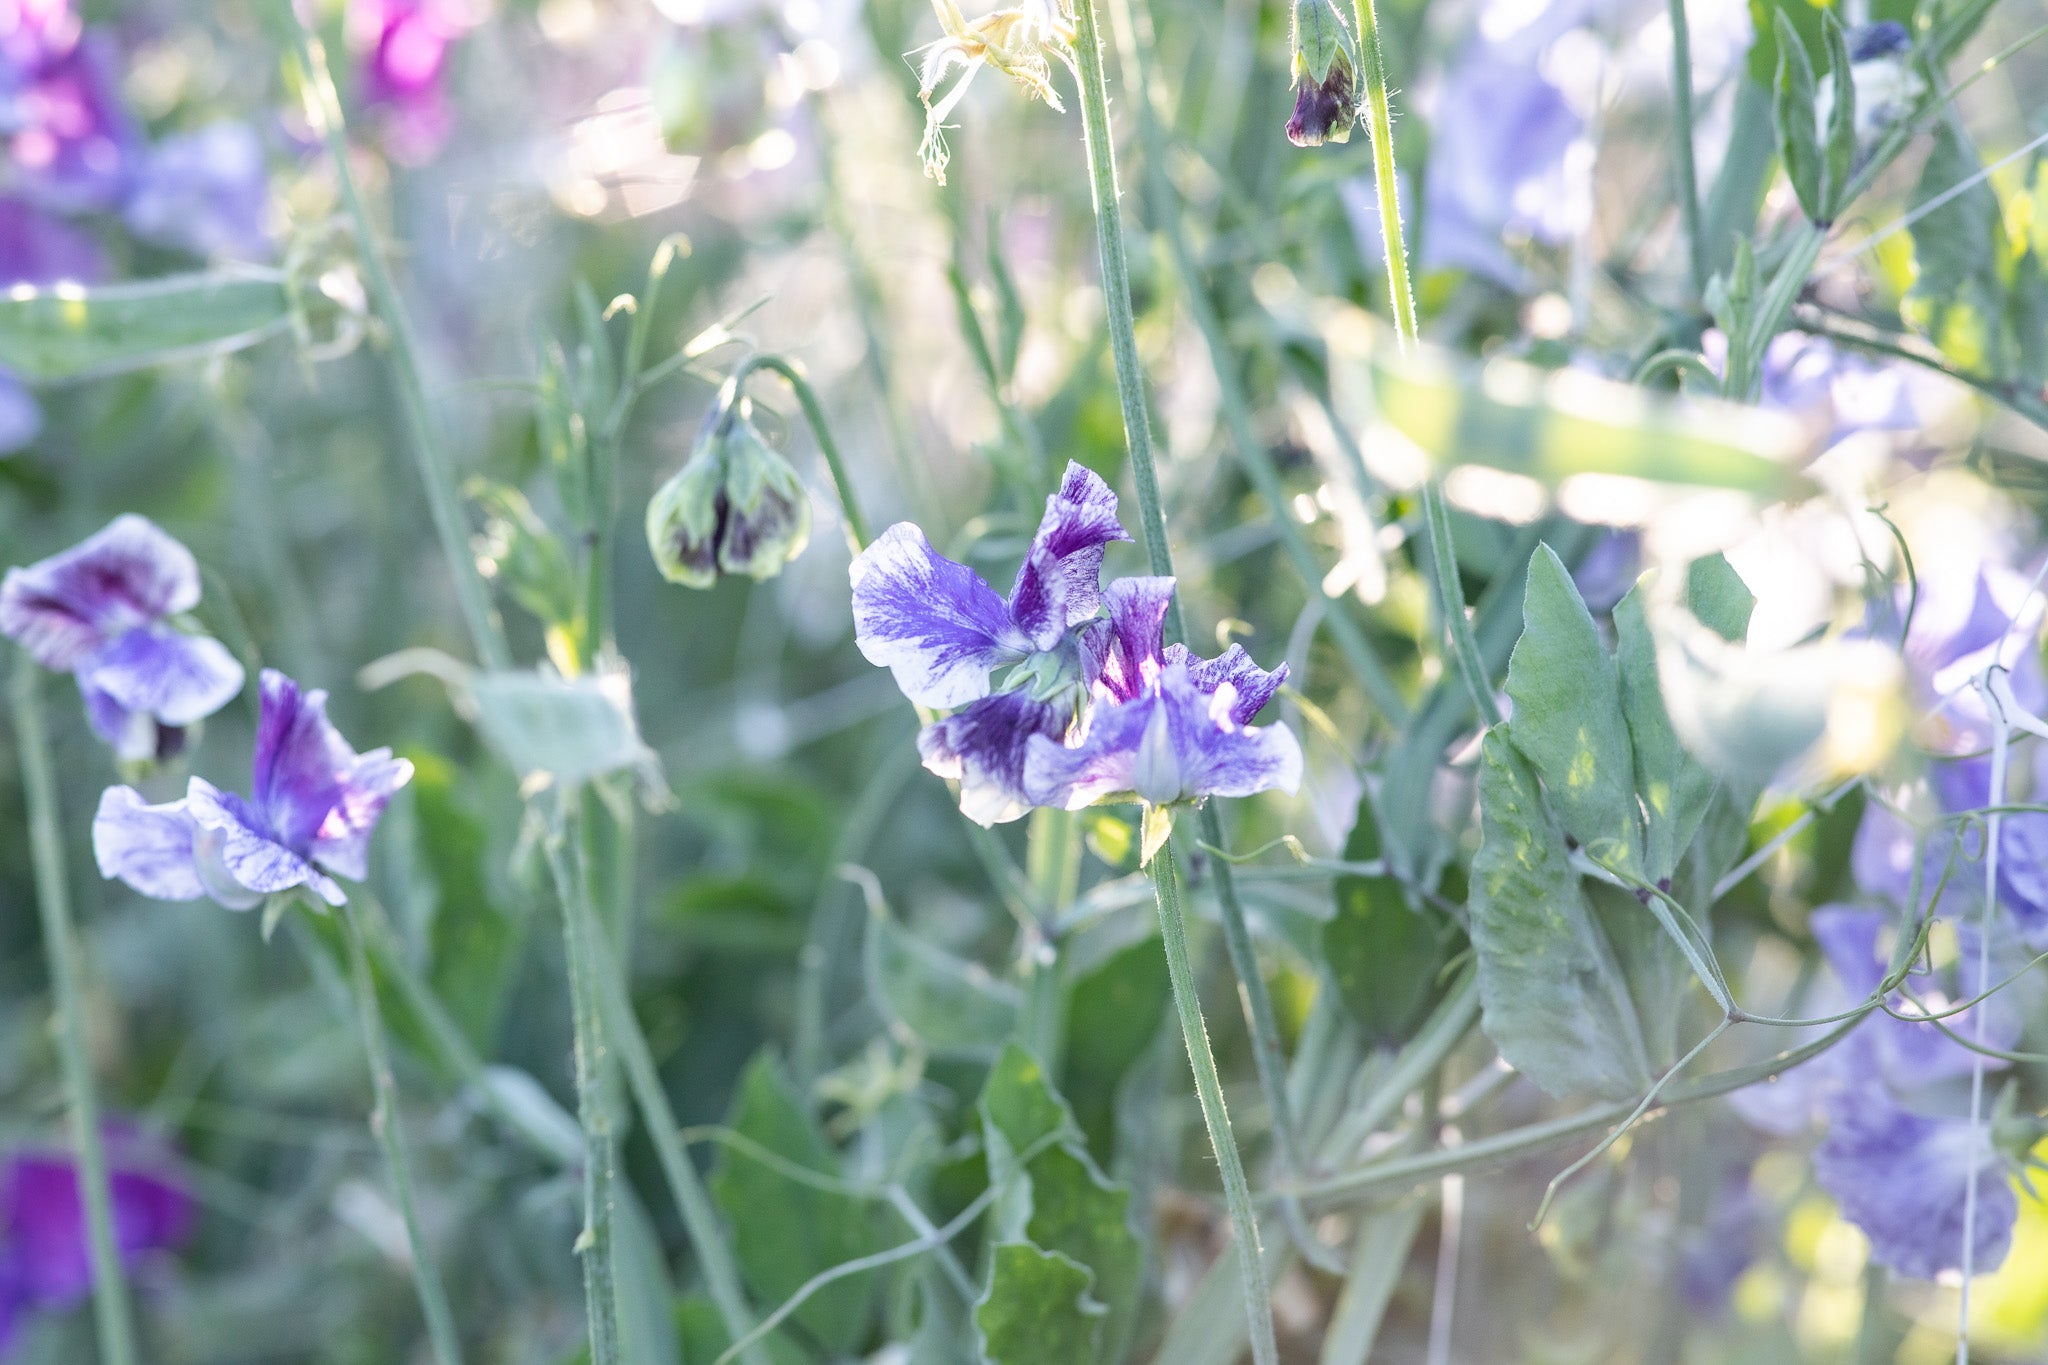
[11,656,140,1365]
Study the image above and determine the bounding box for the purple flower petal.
[851,522,1027,709]
[1097,575,1174,703]
[122,121,272,263]
[1166,642,1290,725]
[1028,661,1303,810]
[309,747,413,882]
[917,691,1066,827]
[80,624,244,727]
[186,777,327,904]
[0,515,203,672]
[7,34,140,214]
[0,192,107,287]
[249,669,355,856]
[91,785,204,902]
[0,1138,193,1310]
[1811,904,2015,1090]
[1005,462,1131,647]
[1814,1089,2014,1280]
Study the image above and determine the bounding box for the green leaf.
[0,271,292,382]
[710,1053,882,1353]
[1504,545,1643,873]
[865,893,1021,1058]
[1686,552,1756,644]
[975,1244,1106,1365]
[467,668,660,789]
[1060,937,1170,1163]
[979,1046,1142,1363]
[1772,11,1826,222]
[1325,795,1452,1046]
[1469,730,1651,1101]
[1819,13,1857,218]
[412,753,525,1048]
[613,1188,683,1365]
[471,481,581,635]
[674,1296,807,1365]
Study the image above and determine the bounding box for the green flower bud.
[1287,0,1358,148]
[645,408,813,589]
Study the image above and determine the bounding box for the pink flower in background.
[350,0,470,162]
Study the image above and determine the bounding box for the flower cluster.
[95,669,414,910]
[0,515,245,763]
[0,1132,192,1352]
[851,462,1301,856]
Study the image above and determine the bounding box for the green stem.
[1666,0,1708,300]
[340,905,466,1365]
[545,811,621,1365]
[1349,0,1418,347]
[277,5,508,669]
[1071,0,1180,617]
[586,918,771,1365]
[1421,482,1500,729]
[11,658,139,1365]
[732,354,872,550]
[1153,839,1279,1364]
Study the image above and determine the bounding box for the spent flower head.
[1286,0,1358,148]
[646,399,813,589]
[916,0,1077,184]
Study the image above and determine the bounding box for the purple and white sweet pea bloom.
[853,461,1129,824]
[0,515,245,762]
[93,669,413,910]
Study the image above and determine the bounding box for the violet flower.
[94,669,413,910]
[0,515,245,763]
[1,25,139,214]
[1026,575,1300,861]
[122,122,272,263]
[1730,904,2021,1279]
[0,1135,193,1352]
[0,193,105,455]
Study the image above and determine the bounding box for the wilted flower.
[1814,21,1922,153]
[0,1131,193,1352]
[122,122,272,262]
[1285,0,1358,148]
[0,515,245,763]
[1026,574,1300,861]
[646,406,812,589]
[853,460,1126,824]
[916,0,1076,184]
[93,669,413,910]
[1730,905,2021,1278]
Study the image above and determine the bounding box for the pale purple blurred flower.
[2,28,139,213]
[0,1133,192,1352]
[123,122,271,262]
[1703,331,1940,447]
[95,669,413,909]
[0,515,244,762]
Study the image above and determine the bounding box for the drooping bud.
[1286,0,1358,148]
[645,405,812,589]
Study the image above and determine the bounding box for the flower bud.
[646,408,812,589]
[1286,0,1358,148]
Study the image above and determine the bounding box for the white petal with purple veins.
[917,693,1064,827]
[1098,576,1174,703]
[311,748,414,882]
[0,515,202,671]
[1006,462,1130,645]
[82,625,245,727]
[851,523,1026,709]
[1167,642,1290,724]
[250,669,353,855]
[187,778,325,901]
[92,786,205,902]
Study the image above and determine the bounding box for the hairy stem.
[340,905,466,1365]
[1348,0,1418,345]
[11,658,139,1365]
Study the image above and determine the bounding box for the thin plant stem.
[1152,837,1279,1365]
[340,905,466,1365]
[730,354,872,550]
[1348,0,1418,346]
[276,3,508,669]
[1422,480,1500,729]
[545,810,621,1365]
[11,658,139,1365]
[1665,0,1707,299]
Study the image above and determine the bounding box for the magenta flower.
[350,0,468,162]
[93,669,413,909]
[0,1133,192,1352]
[0,516,245,762]
[1,21,140,214]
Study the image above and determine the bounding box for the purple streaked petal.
[851,522,1026,708]
[1006,462,1131,647]
[186,777,322,901]
[0,1140,193,1310]
[917,691,1066,827]
[1098,575,1173,703]
[1167,642,1290,725]
[79,677,156,763]
[80,625,244,727]
[0,515,203,671]
[91,785,204,902]
[309,748,413,882]
[249,669,353,856]
[1026,689,1156,810]
[1813,1091,2014,1280]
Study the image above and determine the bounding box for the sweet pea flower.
[852,461,1128,825]
[0,516,245,763]
[93,669,413,909]
[1026,575,1300,861]
[122,122,272,262]
[0,1133,193,1352]
[1731,905,2021,1279]
[350,0,469,161]
[1,25,139,213]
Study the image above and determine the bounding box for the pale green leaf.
[0,271,292,382]
[1773,11,1825,221]
[864,895,1020,1059]
[975,1244,1106,1365]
